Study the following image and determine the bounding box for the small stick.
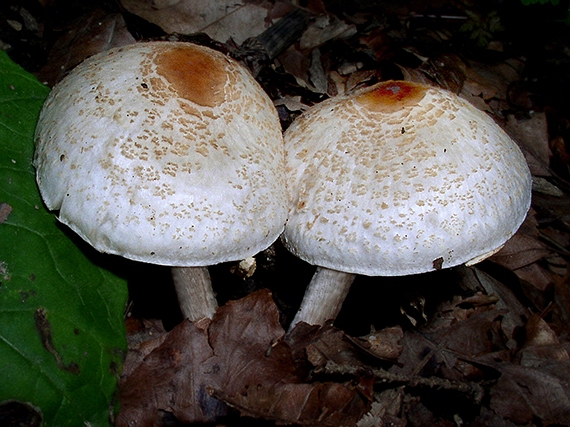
[320,360,485,404]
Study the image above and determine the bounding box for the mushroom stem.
[171,266,218,322]
[289,267,356,330]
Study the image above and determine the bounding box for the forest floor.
[2,0,570,426]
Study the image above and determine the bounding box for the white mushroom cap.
[34,41,287,267]
[282,80,532,276]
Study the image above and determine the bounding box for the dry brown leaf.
[541,226,570,254]
[491,234,551,272]
[397,66,435,87]
[460,58,524,113]
[416,53,467,93]
[274,95,309,113]
[515,263,555,292]
[117,317,225,426]
[120,0,275,44]
[308,47,328,93]
[36,9,135,86]
[390,309,503,383]
[490,210,552,273]
[299,13,357,50]
[352,326,404,362]
[552,274,570,334]
[490,209,556,293]
[117,290,371,426]
[489,362,570,425]
[551,135,570,177]
[207,290,298,392]
[519,344,570,370]
[465,267,531,339]
[476,407,522,427]
[358,27,396,63]
[201,2,276,45]
[210,293,372,426]
[286,323,374,369]
[519,314,569,368]
[215,381,370,427]
[277,46,314,91]
[503,112,553,177]
[121,317,167,378]
[356,388,406,427]
[428,309,506,371]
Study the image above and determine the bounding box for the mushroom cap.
[282,80,532,276]
[34,41,287,267]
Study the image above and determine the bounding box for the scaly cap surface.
[34,41,287,266]
[282,80,532,276]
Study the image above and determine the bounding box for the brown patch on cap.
[355,80,427,113]
[154,45,226,108]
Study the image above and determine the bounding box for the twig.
[319,360,485,405]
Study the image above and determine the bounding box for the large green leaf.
[0,51,128,426]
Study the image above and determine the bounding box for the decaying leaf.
[117,290,372,426]
[392,309,506,384]
[120,0,275,44]
[356,388,406,427]
[463,266,531,339]
[117,317,224,426]
[504,112,552,177]
[37,9,135,86]
[216,381,369,427]
[489,361,570,425]
[490,210,553,288]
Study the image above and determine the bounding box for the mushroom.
[282,80,532,328]
[34,41,287,322]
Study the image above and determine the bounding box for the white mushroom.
[34,41,288,322]
[282,80,532,328]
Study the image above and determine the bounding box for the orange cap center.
[355,80,427,113]
[154,46,226,108]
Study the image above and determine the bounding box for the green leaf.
[0,51,128,426]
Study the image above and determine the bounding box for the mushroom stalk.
[171,266,218,321]
[289,267,356,329]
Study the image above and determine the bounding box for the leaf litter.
[4,0,570,425]
[118,290,371,427]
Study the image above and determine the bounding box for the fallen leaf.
[356,388,406,427]
[523,313,560,347]
[118,290,372,426]
[121,317,167,378]
[489,362,570,425]
[552,274,570,335]
[460,58,524,113]
[464,266,530,339]
[286,323,370,369]
[117,318,225,426]
[299,13,357,50]
[515,263,554,293]
[216,381,369,427]
[351,326,404,362]
[490,210,552,274]
[416,52,467,93]
[36,9,135,86]
[503,112,552,176]
[120,0,274,44]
